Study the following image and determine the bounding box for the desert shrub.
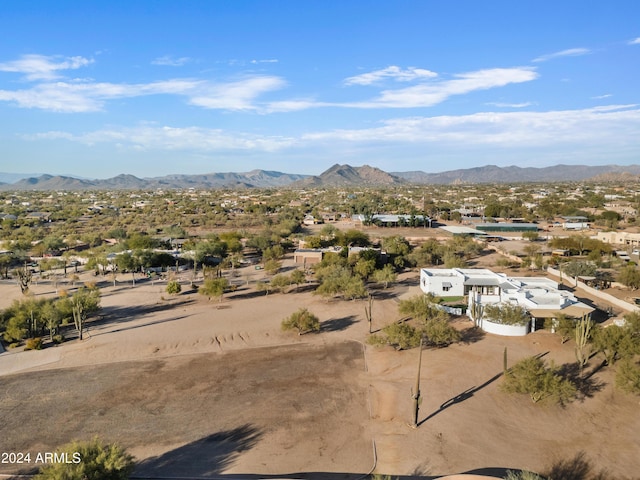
[368,322,422,350]
[484,303,530,326]
[52,334,65,344]
[8,342,20,349]
[615,358,640,395]
[496,257,517,268]
[24,337,43,350]
[166,280,181,295]
[504,471,546,480]
[281,308,320,335]
[422,317,461,347]
[553,313,575,344]
[199,277,228,301]
[501,356,577,405]
[35,437,134,480]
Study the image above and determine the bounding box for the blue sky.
[0,1,639,179]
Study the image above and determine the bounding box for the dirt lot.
[1,256,639,479]
[0,342,372,478]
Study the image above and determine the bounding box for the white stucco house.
[420,268,593,336]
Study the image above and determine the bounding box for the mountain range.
[1,163,639,191]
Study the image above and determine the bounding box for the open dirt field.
[1,263,639,479]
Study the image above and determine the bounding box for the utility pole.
[412,337,424,428]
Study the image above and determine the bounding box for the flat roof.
[476,222,538,228]
[440,225,485,235]
[529,304,594,318]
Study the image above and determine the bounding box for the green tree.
[41,300,62,342]
[262,244,285,262]
[115,252,139,286]
[368,322,422,350]
[314,263,366,300]
[290,269,306,291]
[166,280,181,295]
[341,275,367,299]
[521,231,540,242]
[592,324,628,365]
[553,313,575,344]
[398,294,439,321]
[615,358,640,395]
[422,316,461,347]
[353,257,376,280]
[199,277,229,302]
[372,264,397,289]
[264,259,282,275]
[382,236,410,266]
[270,273,291,293]
[408,239,443,267]
[443,253,467,268]
[562,260,597,279]
[501,356,577,405]
[336,229,370,248]
[281,308,320,334]
[35,437,134,480]
[618,264,640,290]
[69,286,101,341]
[0,254,15,279]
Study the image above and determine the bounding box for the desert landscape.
[1,257,639,479]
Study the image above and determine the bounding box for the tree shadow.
[321,315,358,332]
[227,286,272,300]
[134,424,262,478]
[84,299,195,334]
[460,326,486,344]
[556,362,606,400]
[544,451,615,480]
[365,289,397,300]
[419,370,503,425]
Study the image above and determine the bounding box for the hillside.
[293,164,404,187]
[2,163,640,190]
[0,170,308,191]
[393,164,640,184]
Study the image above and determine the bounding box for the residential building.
[597,231,640,247]
[420,268,593,336]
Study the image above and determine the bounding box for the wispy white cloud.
[302,105,640,148]
[532,48,591,62]
[251,59,278,64]
[629,37,640,45]
[0,53,288,112]
[0,75,285,113]
[591,94,612,99]
[348,67,538,108]
[485,101,533,108]
[188,76,286,111]
[0,79,204,112]
[24,125,295,152]
[25,105,640,159]
[344,66,437,86]
[151,55,192,66]
[0,54,93,81]
[264,98,329,113]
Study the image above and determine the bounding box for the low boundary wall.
[547,267,640,313]
[479,318,530,336]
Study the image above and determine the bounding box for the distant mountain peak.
[294,164,404,187]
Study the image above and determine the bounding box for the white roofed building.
[420,268,593,336]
